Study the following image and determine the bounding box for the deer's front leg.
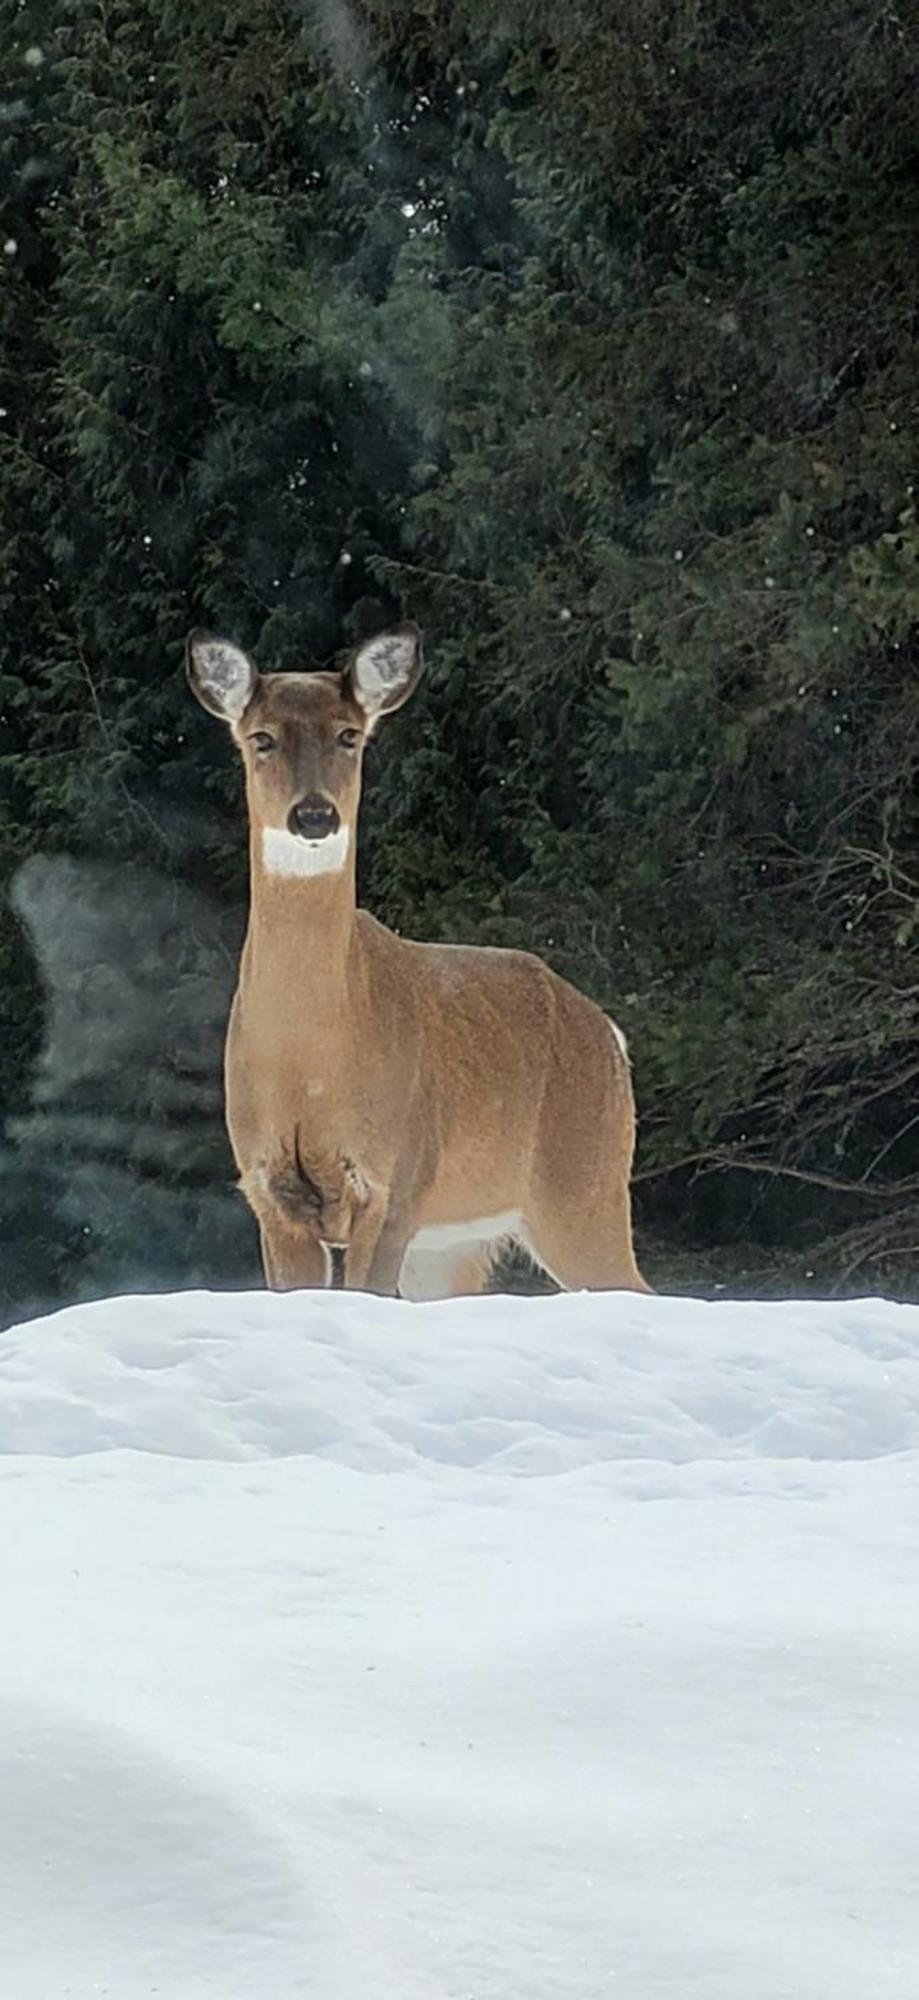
[258,1219,329,1292]
[343,1196,411,1297]
[242,1157,331,1293]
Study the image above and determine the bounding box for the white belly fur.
[409,1212,523,1254]
[399,1211,524,1302]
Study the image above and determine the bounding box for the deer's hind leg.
[522,1138,651,1293]
[523,1194,651,1294]
[523,1024,651,1294]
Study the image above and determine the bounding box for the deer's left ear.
[343,623,423,724]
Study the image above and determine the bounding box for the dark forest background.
[2,0,919,1326]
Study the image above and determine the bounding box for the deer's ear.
[343,623,423,724]
[186,630,258,722]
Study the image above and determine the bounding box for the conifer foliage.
[2,0,918,1318]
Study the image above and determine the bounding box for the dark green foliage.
[2,0,919,1319]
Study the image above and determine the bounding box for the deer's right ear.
[186,630,258,723]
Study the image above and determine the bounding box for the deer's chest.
[222,984,405,1171]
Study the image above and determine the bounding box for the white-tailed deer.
[187,623,649,1299]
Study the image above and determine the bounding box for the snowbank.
[2,1287,917,1998]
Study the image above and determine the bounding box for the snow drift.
[1,1286,917,1998]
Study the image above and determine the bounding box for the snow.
[1,1288,918,1999]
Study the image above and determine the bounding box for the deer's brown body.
[188,623,649,1299]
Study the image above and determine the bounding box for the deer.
[187,622,650,1300]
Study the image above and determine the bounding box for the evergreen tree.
[2,0,919,1319]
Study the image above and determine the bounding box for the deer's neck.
[241,828,358,1015]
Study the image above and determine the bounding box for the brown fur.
[188,624,650,1299]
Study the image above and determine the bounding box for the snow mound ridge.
[3,1289,919,1472]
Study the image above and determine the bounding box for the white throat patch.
[261,825,350,879]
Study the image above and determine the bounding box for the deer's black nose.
[288,796,340,841]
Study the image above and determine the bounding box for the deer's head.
[187,624,422,879]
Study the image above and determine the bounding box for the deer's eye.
[337,727,361,751]
[248,731,276,754]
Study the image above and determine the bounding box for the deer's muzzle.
[287,796,340,840]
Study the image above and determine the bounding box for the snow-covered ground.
[1,1287,918,1999]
